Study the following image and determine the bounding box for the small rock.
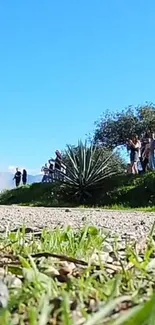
[11,277,22,288]
[0,280,9,308]
[0,268,5,277]
[138,256,143,263]
[105,237,119,243]
[118,251,126,260]
[100,253,113,263]
[113,261,122,266]
[65,209,71,213]
[117,243,126,250]
[103,243,113,253]
[43,266,59,277]
[59,262,75,276]
[146,259,155,273]
[90,252,113,264]
[106,268,115,274]
[122,233,135,240]
[87,298,99,313]
[101,227,111,235]
[4,275,22,288]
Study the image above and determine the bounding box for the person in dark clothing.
[54,150,62,180]
[22,169,27,185]
[141,138,150,172]
[48,159,54,174]
[41,163,49,182]
[55,150,62,170]
[127,136,141,174]
[13,168,21,187]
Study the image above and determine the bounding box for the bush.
[64,141,117,203]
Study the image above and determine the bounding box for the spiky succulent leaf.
[64,141,116,199]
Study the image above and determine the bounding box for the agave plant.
[63,141,116,201]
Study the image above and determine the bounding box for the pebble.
[146,259,155,273]
[0,268,5,277]
[0,280,9,308]
[4,275,22,288]
[103,243,113,253]
[0,206,154,240]
[90,252,113,264]
[43,266,59,276]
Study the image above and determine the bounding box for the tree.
[94,103,155,149]
[94,146,126,173]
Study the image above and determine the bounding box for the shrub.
[64,140,117,203]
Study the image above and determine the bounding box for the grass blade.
[112,294,155,325]
[84,296,131,325]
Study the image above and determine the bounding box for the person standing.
[48,159,55,182]
[127,136,141,174]
[41,163,49,182]
[55,150,62,170]
[22,169,27,185]
[150,133,155,170]
[55,150,62,180]
[141,138,150,172]
[13,168,21,187]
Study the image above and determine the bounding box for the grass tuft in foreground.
[0,225,155,324]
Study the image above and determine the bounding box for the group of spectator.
[127,132,155,174]
[41,150,66,182]
[13,168,27,187]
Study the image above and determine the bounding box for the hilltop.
[0,172,42,191]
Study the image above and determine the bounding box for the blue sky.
[0,0,155,174]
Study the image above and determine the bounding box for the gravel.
[0,205,155,239]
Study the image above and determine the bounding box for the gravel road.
[0,205,155,239]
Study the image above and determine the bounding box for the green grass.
[78,204,155,212]
[0,183,73,207]
[102,204,155,212]
[1,225,155,324]
[1,172,155,209]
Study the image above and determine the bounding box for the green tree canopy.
[94,103,155,149]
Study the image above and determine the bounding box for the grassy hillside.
[0,182,71,207]
[0,172,155,209]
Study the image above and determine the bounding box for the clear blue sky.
[0,0,155,173]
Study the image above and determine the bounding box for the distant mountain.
[27,174,42,184]
[0,172,42,191]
